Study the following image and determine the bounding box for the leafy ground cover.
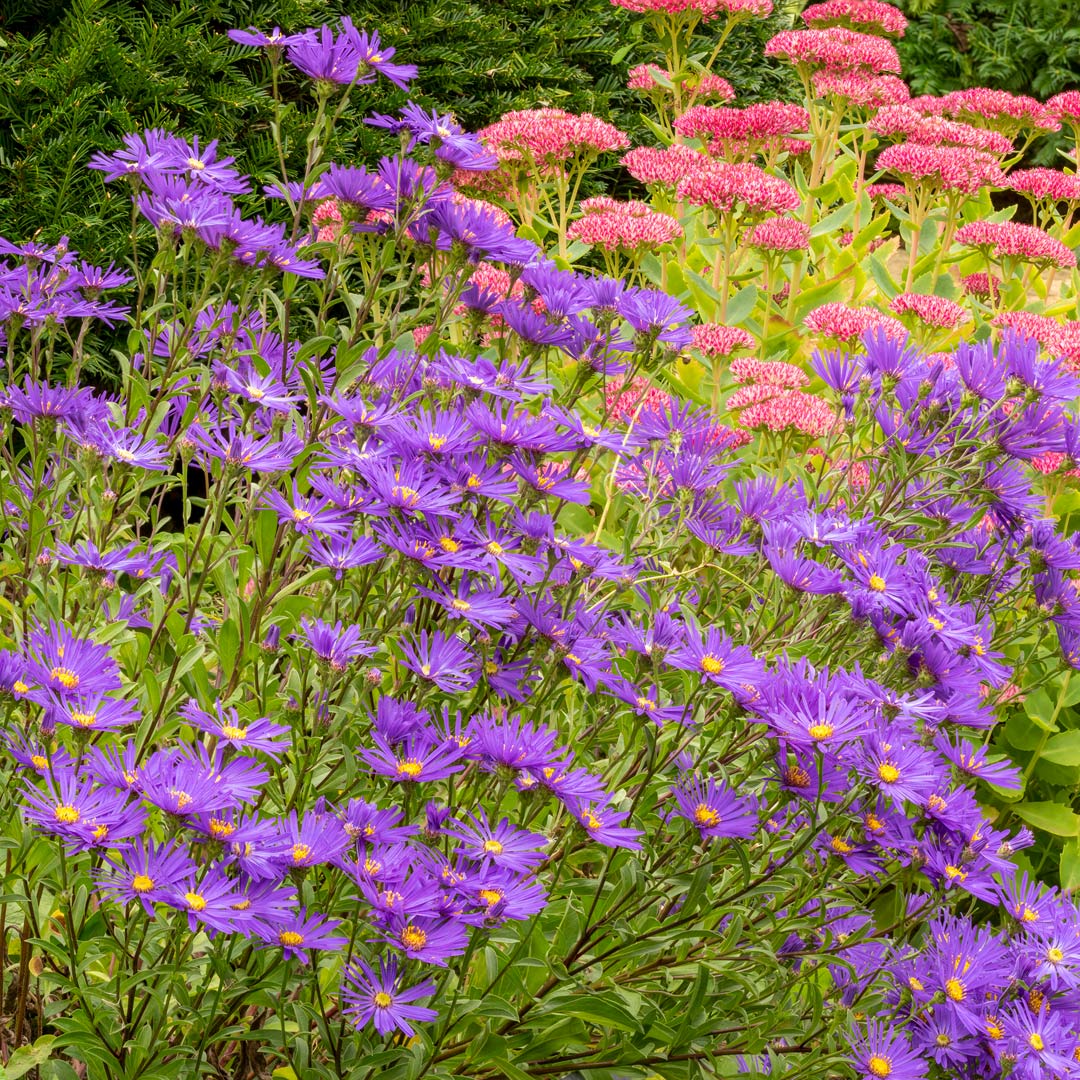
[0,2,1079,1079]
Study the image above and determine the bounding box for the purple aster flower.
[457,867,549,924]
[381,914,469,966]
[508,454,591,504]
[219,359,301,412]
[846,1020,926,1080]
[87,129,175,183]
[228,26,312,49]
[672,775,757,841]
[359,457,462,517]
[96,840,195,916]
[274,810,350,870]
[258,908,348,963]
[568,795,643,849]
[468,714,560,773]
[768,688,872,749]
[359,733,465,784]
[165,868,256,935]
[296,617,375,672]
[854,733,939,805]
[343,26,417,90]
[22,767,135,850]
[668,628,765,695]
[368,104,497,170]
[24,621,122,700]
[414,575,514,631]
[617,289,693,349]
[305,533,384,578]
[45,692,141,733]
[179,699,289,755]
[286,23,362,85]
[341,957,437,1037]
[186,421,302,473]
[261,484,354,537]
[1003,1003,1077,1078]
[398,630,478,692]
[7,380,103,424]
[445,812,547,872]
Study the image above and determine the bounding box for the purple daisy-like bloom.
[398,630,478,692]
[261,484,354,538]
[297,617,375,672]
[305,534,384,579]
[457,867,549,925]
[341,957,437,1037]
[274,810,350,870]
[446,812,548,872]
[1003,1003,1077,1078]
[381,913,469,966]
[668,628,764,695]
[568,795,643,850]
[846,1019,927,1080]
[414,575,515,631]
[8,380,103,424]
[854,733,939,805]
[768,689,871,749]
[165,868,256,935]
[96,841,195,916]
[286,23,362,85]
[228,26,312,49]
[179,699,289,755]
[44,692,141,733]
[186,421,302,473]
[344,26,418,90]
[617,288,693,349]
[672,775,758,841]
[22,767,131,848]
[24,621,122,700]
[469,713,560,772]
[359,733,466,784]
[258,908,348,963]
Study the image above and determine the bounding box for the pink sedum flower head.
[738,389,839,438]
[935,87,1060,136]
[955,219,1077,270]
[801,0,907,37]
[675,103,809,160]
[870,105,1013,155]
[691,323,756,357]
[804,302,906,343]
[678,161,801,215]
[890,293,967,329]
[764,27,902,74]
[567,199,683,252]
[875,143,1006,194]
[748,217,811,252]
[621,144,709,188]
[1008,167,1080,204]
[627,65,735,102]
[478,109,629,169]
[730,357,809,387]
[811,71,909,109]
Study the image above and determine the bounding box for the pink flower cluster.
[804,302,905,342]
[875,143,1006,195]
[955,220,1078,269]
[764,28,902,75]
[869,105,1012,155]
[993,311,1061,349]
[627,64,735,102]
[691,323,756,357]
[674,103,809,159]
[312,198,343,242]
[567,198,683,252]
[865,182,908,201]
[479,109,630,166]
[811,71,909,108]
[1048,91,1080,123]
[911,89,1060,134]
[960,272,1000,299]
[1008,168,1080,204]
[738,390,839,437]
[610,0,772,16]
[801,0,907,37]
[678,161,801,215]
[605,376,672,423]
[748,218,811,252]
[889,292,967,329]
[621,144,709,188]
[730,357,808,386]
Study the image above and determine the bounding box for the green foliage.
[897,0,1080,164]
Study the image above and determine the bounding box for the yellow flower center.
[479,889,503,907]
[54,804,80,824]
[14,680,29,695]
[927,794,946,813]
[439,537,459,552]
[30,754,47,769]
[482,839,504,854]
[830,836,853,854]
[428,434,446,450]
[944,865,967,881]
[364,858,381,875]
[401,925,427,950]
[934,1033,950,1048]
[945,978,965,1001]
[171,790,193,811]
[808,723,834,741]
[187,157,206,170]
[132,874,154,893]
[292,508,311,522]
[392,485,420,506]
[209,818,234,839]
[291,843,312,864]
[486,541,504,556]
[700,655,724,675]
[450,599,471,612]
[374,992,393,1008]
[693,804,720,827]
[864,813,885,833]
[908,976,923,992]
[877,762,900,784]
[92,824,108,841]
[784,766,810,787]
[221,724,247,740]
[396,759,423,779]
[50,666,79,690]
[279,930,304,947]
[868,574,886,592]
[185,892,206,912]
[867,1056,891,1078]
[1029,1034,1045,1052]
[232,899,252,911]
